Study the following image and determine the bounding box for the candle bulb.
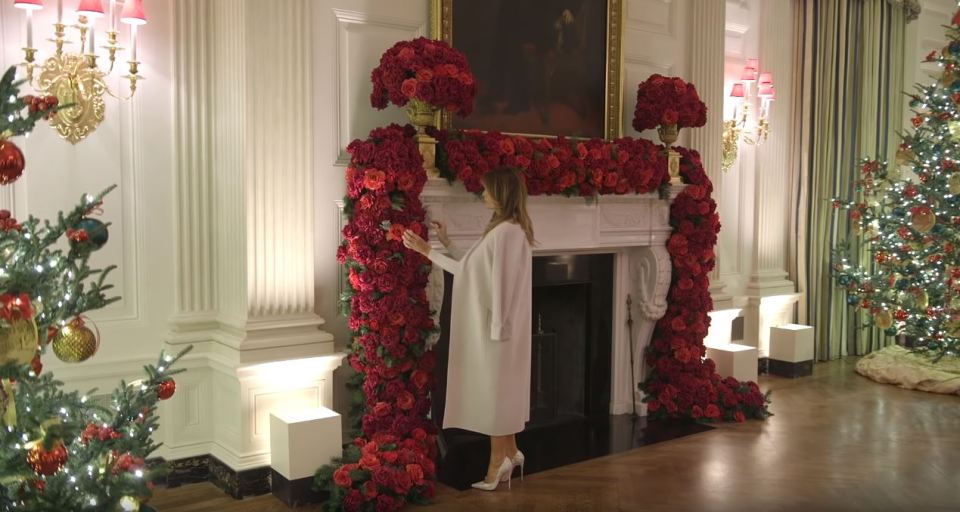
[56,0,62,23]
[109,0,115,31]
[89,20,96,54]
[26,10,33,48]
[130,24,137,61]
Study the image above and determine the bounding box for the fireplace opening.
[529,253,614,427]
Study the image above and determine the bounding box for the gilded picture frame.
[431,0,623,140]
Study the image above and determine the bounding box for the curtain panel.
[792,0,907,360]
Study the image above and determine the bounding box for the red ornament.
[30,354,42,376]
[157,379,176,400]
[0,140,25,185]
[875,252,888,264]
[27,440,68,476]
[894,310,909,321]
[953,8,960,25]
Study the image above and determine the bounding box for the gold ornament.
[51,319,99,363]
[0,316,38,366]
[950,174,960,195]
[875,310,894,330]
[887,166,902,181]
[895,148,914,165]
[950,120,960,141]
[916,290,929,309]
[911,207,936,233]
[117,496,140,512]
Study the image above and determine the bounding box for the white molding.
[332,8,424,165]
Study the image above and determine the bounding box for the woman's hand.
[402,230,432,256]
[432,221,451,247]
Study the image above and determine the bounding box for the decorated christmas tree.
[0,66,187,511]
[832,13,960,362]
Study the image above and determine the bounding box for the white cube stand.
[706,343,758,383]
[769,324,814,378]
[270,407,342,506]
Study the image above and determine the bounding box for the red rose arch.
[315,41,770,512]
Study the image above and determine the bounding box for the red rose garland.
[319,125,439,512]
[433,129,668,196]
[632,74,708,132]
[640,147,769,420]
[370,38,477,117]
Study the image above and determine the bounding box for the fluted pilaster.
[244,0,315,318]
[172,0,217,322]
[688,0,731,306]
[748,0,795,294]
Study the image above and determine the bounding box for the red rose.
[415,68,434,83]
[397,47,415,60]
[333,466,353,487]
[734,410,746,422]
[401,79,418,99]
[705,404,721,419]
[376,495,397,512]
[397,391,415,410]
[406,464,425,485]
[546,155,560,169]
[691,405,703,419]
[344,489,364,512]
[499,138,516,155]
[382,451,399,463]
[411,370,429,390]
[412,427,427,441]
[362,480,379,499]
[360,452,381,469]
[397,174,416,191]
[661,109,679,125]
[373,401,392,417]
[363,169,387,190]
[387,223,406,242]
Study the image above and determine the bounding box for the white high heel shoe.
[472,457,514,491]
[501,450,525,482]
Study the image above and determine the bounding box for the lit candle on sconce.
[56,0,62,23]
[77,0,104,55]
[13,0,43,49]
[121,0,147,63]
[108,0,116,31]
[729,82,745,119]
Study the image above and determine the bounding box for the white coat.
[429,222,532,436]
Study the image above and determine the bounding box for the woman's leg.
[507,434,519,457]
[485,435,511,482]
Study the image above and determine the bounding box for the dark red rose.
[406,464,425,485]
[397,391,415,410]
[363,169,387,190]
[373,402,392,417]
[333,466,353,487]
[362,480,379,499]
[734,410,746,422]
[705,404,721,419]
[344,489,364,512]
[400,79,418,99]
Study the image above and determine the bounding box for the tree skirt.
[856,345,960,396]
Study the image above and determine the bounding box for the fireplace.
[420,178,682,489]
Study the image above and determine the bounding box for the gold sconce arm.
[721,119,741,172]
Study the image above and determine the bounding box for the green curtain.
[800,0,907,360]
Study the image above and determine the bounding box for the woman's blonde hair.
[482,167,535,244]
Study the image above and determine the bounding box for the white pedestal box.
[269,407,342,506]
[270,407,342,481]
[769,324,814,362]
[768,324,815,378]
[705,343,759,383]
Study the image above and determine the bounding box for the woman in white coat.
[403,167,533,491]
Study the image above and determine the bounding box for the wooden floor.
[151,358,960,511]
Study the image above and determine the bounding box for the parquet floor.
[151,358,960,511]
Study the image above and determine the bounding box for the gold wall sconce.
[15,0,147,144]
[722,59,776,171]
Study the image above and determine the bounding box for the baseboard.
[154,454,272,500]
[758,357,770,375]
[768,359,813,378]
[271,469,328,506]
